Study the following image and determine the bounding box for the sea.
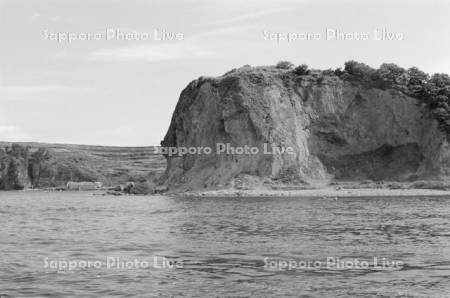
[1,191,449,297]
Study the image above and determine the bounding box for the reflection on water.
[0,192,449,297]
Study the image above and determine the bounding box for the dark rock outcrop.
[161,66,450,191]
[0,144,31,190]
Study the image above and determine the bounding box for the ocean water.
[0,191,449,297]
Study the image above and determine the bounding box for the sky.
[0,0,450,146]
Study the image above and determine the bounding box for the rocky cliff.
[161,65,450,191]
[0,144,31,190]
[0,143,165,190]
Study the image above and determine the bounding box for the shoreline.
[6,186,450,198]
[174,187,450,198]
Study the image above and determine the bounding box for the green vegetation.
[321,69,336,76]
[270,60,450,135]
[293,64,310,75]
[343,60,377,83]
[310,60,450,135]
[276,61,295,69]
[274,59,450,135]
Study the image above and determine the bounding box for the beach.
[178,187,450,198]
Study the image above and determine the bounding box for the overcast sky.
[1,0,449,146]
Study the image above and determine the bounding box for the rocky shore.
[177,187,450,198]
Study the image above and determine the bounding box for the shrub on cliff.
[429,73,450,88]
[322,69,336,76]
[405,72,450,133]
[337,61,450,135]
[343,60,377,83]
[334,68,343,76]
[406,67,429,100]
[293,64,310,75]
[422,74,450,133]
[376,63,408,88]
[276,61,295,69]
[407,67,429,86]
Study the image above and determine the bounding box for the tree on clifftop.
[343,60,376,83]
[376,63,407,87]
[276,61,295,69]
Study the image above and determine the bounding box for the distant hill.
[0,141,165,189]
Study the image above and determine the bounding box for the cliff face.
[161,66,450,190]
[0,145,31,190]
[0,143,165,190]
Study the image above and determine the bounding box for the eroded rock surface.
[0,144,31,190]
[161,66,450,190]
